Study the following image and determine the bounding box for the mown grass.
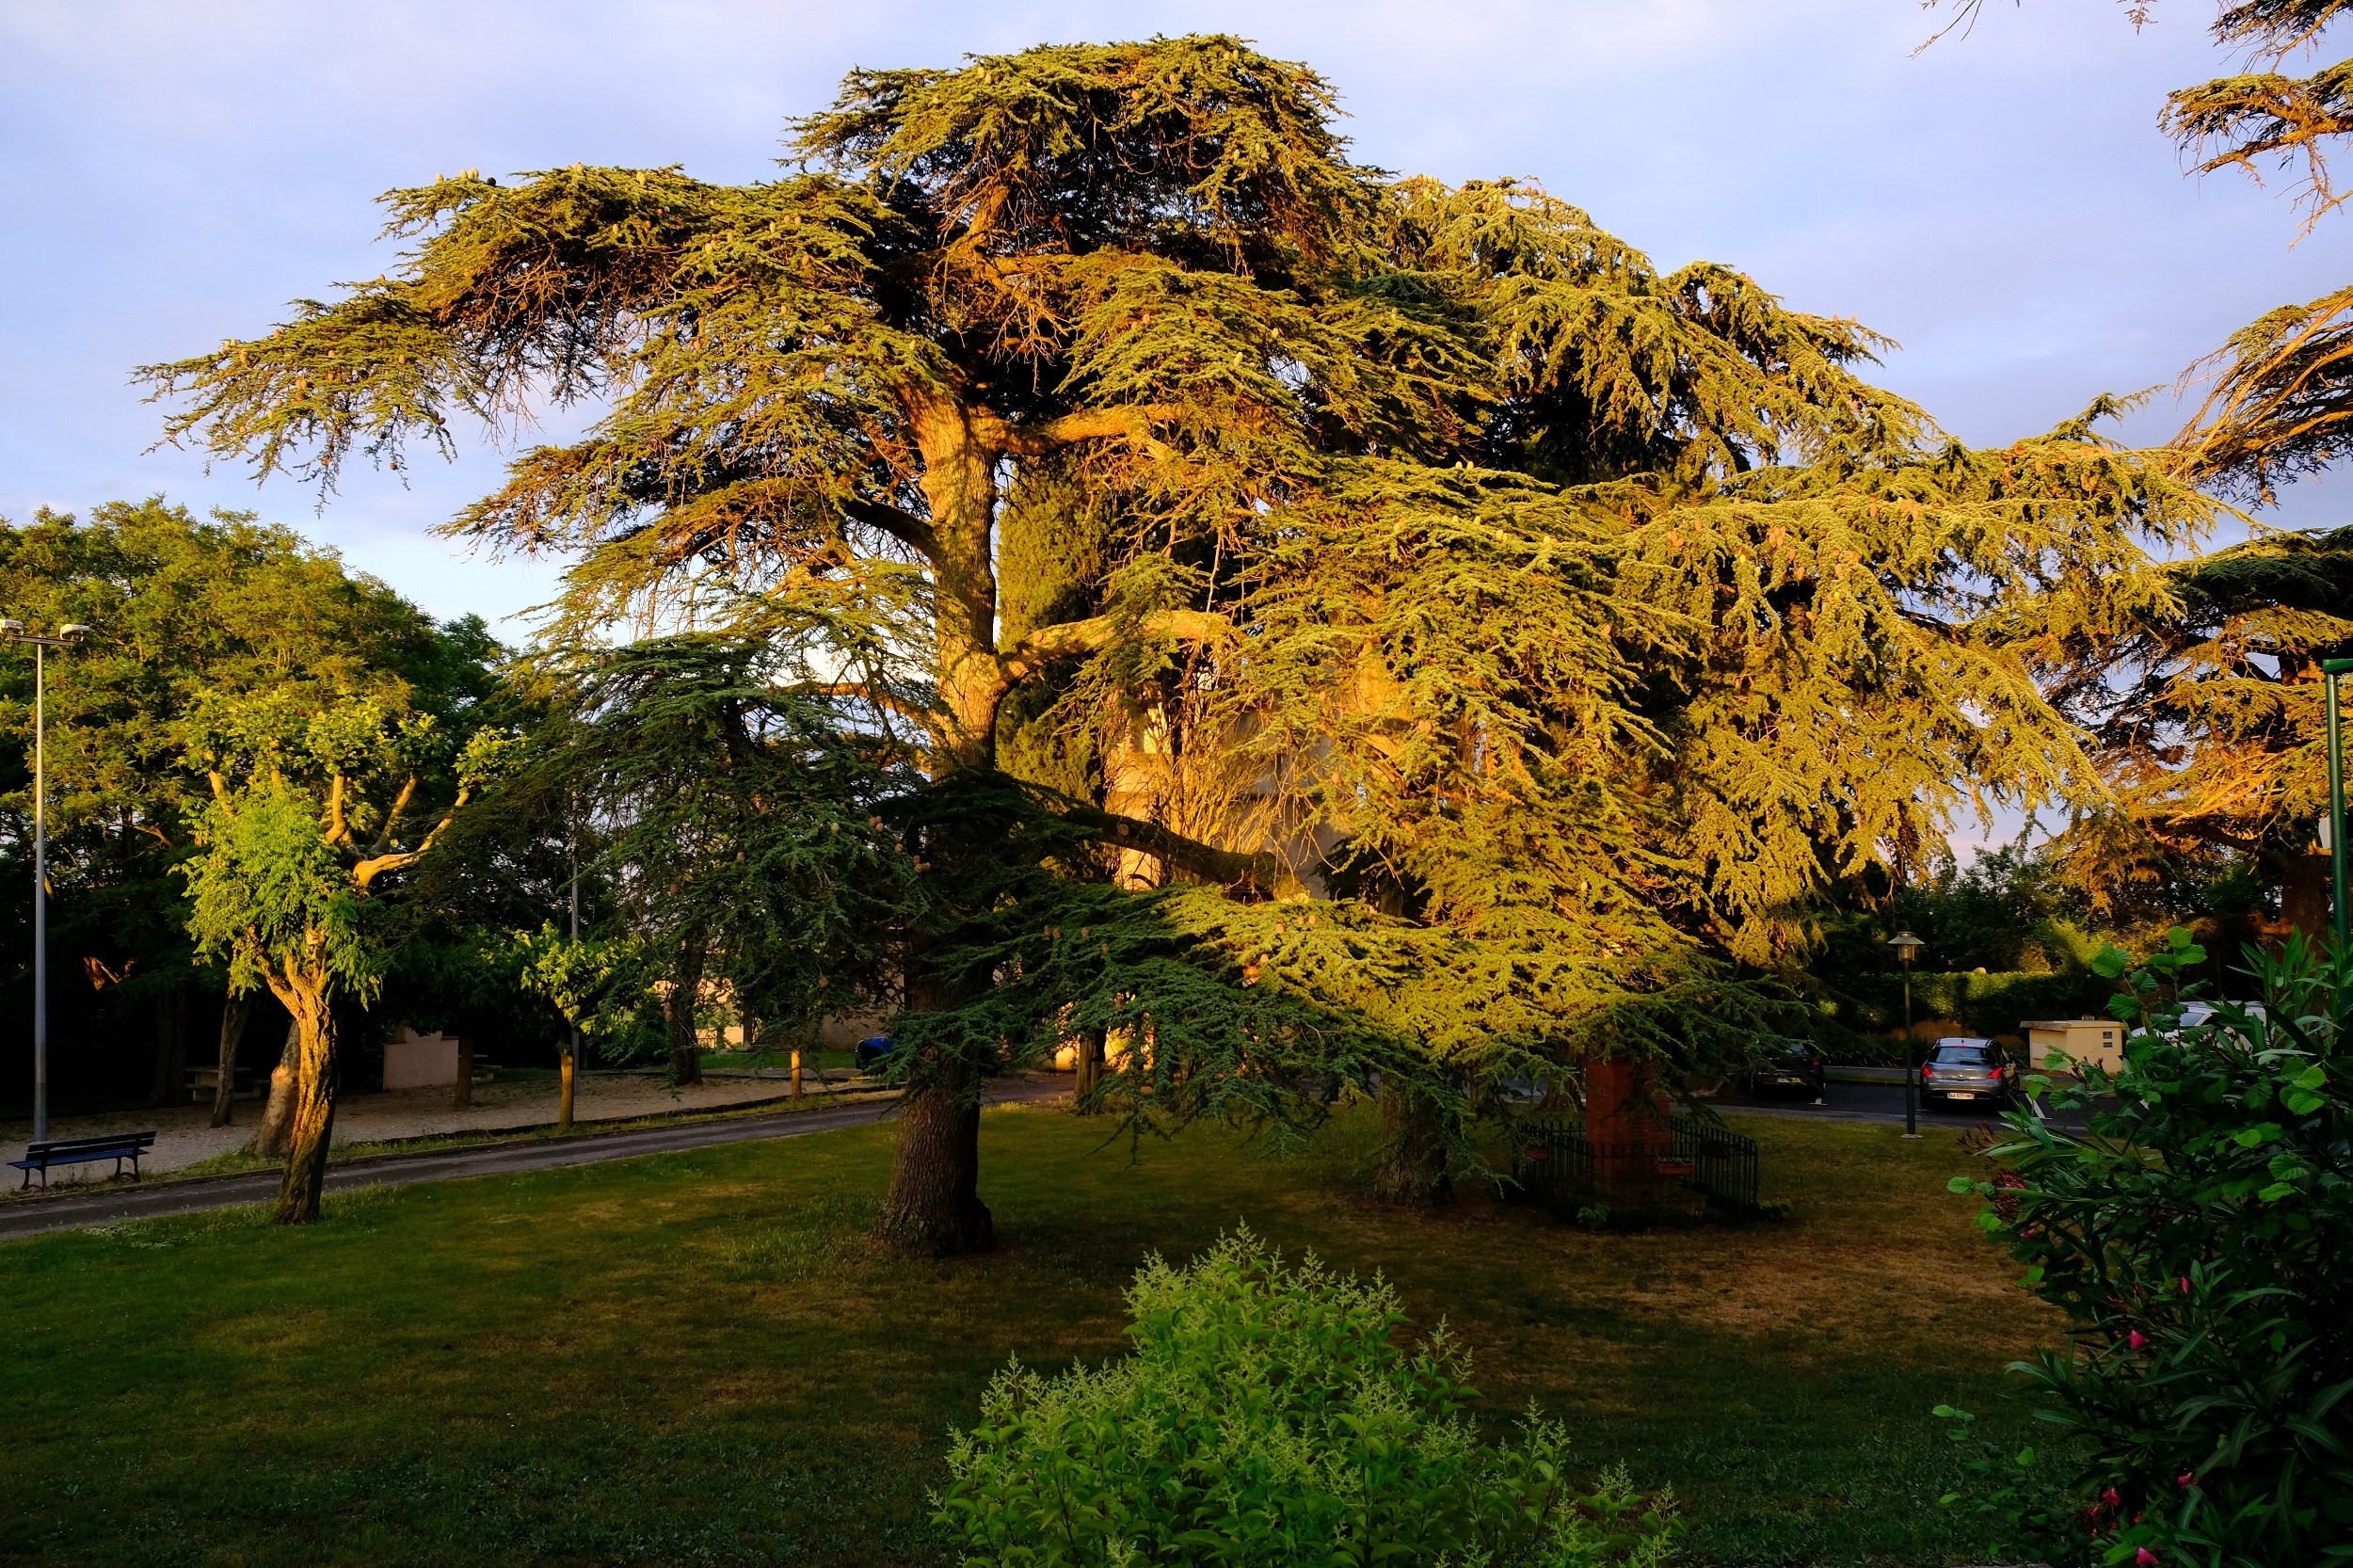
[0,1104,2057,1567]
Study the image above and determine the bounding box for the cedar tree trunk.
[1073,1026,1105,1110]
[666,942,706,1086]
[869,405,1009,1256]
[908,391,1007,769]
[875,1050,993,1256]
[2279,849,2331,949]
[211,993,251,1128]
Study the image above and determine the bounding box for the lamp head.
[57,624,89,644]
[0,619,22,635]
[1888,931,1924,964]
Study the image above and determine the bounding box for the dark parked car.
[1919,1036,2014,1109]
[1743,1042,1826,1100]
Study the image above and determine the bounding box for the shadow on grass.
[4,1102,2061,1568]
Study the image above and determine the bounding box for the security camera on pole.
[2,619,90,1143]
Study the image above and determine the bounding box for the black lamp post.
[1890,930,1924,1138]
[2,618,90,1143]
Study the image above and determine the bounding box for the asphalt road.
[0,1077,1067,1241]
[1712,1077,2089,1132]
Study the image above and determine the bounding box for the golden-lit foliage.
[142,36,2215,1038]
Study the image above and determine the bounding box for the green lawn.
[0,1104,2058,1567]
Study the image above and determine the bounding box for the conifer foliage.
[145,38,2208,1251]
[1929,0,2353,929]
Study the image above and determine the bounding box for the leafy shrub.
[1949,930,2353,1567]
[935,1228,1676,1567]
[1929,1403,2082,1564]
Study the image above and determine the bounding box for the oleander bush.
[934,1228,1676,1567]
[1950,930,2353,1567]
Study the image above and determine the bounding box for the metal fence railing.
[1671,1112,1760,1212]
[1511,1112,1760,1217]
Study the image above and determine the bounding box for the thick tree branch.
[842,496,940,559]
[1060,803,1298,896]
[322,773,350,847]
[780,679,935,726]
[352,789,470,888]
[971,405,1177,456]
[364,774,422,858]
[1000,608,1227,684]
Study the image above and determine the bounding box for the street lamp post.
[564,796,580,1131]
[2,620,89,1143]
[1889,931,1925,1139]
[2323,658,2353,954]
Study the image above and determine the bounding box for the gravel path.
[1,1065,869,1178]
[0,1074,1067,1240]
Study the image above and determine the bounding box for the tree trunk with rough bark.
[453,1034,473,1110]
[558,1035,576,1128]
[246,1021,298,1157]
[274,984,338,1224]
[867,409,1008,1257]
[1585,1055,1672,1216]
[1073,1027,1105,1110]
[908,392,1009,771]
[1371,1077,1452,1206]
[2278,848,2332,949]
[211,993,250,1128]
[666,942,706,1086]
[875,1052,993,1256]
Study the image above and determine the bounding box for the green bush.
[1950,930,2353,1567]
[935,1228,1676,1567]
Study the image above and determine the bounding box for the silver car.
[1919,1036,2014,1109]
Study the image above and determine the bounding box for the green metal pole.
[2332,668,2349,955]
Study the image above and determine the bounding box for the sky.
[0,3,2342,659]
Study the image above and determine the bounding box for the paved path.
[1,1067,848,1177]
[0,1077,1066,1241]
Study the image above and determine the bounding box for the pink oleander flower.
[2129,1330,2148,1350]
[2104,1487,2123,1508]
[2180,1276,2191,1294]
[2137,1548,2160,1565]
[2179,1470,2196,1489]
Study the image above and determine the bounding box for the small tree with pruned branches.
[181,692,511,1223]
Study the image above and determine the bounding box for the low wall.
[383,1031,460,1090]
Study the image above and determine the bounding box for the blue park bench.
[11,1130,158,1190]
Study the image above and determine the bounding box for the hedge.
[1822,969,2114,1040]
